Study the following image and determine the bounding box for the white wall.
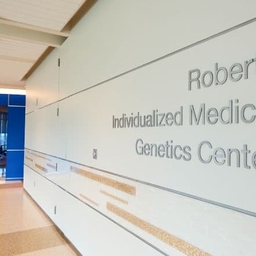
[25,1,256,255]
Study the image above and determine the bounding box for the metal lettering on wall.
[110,39,256,213]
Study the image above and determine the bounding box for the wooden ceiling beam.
[21,47,54,81]
[61,0,98,32]
[20,0,97,81]
[0,19,69,47]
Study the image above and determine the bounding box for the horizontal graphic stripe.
[79,193,99,207]
[26,156,33,162]
[24,148,256,218]
[100,190,128,204]
[107,202,211,256]
[71,167,136,196]
[35,163,47,172]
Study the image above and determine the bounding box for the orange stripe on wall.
[79,193,99,207]
[107,202,211,256]
[71,167,136,196]
[100,190,128,204]
[25,157,33,162]
[35,163,47,172]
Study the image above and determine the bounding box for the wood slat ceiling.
[0,0,96,91]
[0,38,47,63]
[0,0,85,31]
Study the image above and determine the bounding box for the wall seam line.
[26,17,256,115]
[24,148,256,218]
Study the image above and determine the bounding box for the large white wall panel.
[26,49,59,113]
[25,1,256,255]
[25,112,36,150]
[59,0,256,98]
[24,166,58,221]
[60,22,256,213]
[25,103,66,157]
[53,183,163,256]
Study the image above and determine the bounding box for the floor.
[0,181,81,256]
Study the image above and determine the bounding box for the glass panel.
[0,106,7,178]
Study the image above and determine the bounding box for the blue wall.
[0,94,26,180]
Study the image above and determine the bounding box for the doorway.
[0,106,7,179]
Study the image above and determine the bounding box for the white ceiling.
[0,0,92,91]
[0,38,47,62]
[0,0,85,31]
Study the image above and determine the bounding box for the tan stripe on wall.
[35,163,47,172]
[71,167,136,195]
[25,156,33,162]
[79,193,99,207]
[107,202,211,256]
[100,190,128,204]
